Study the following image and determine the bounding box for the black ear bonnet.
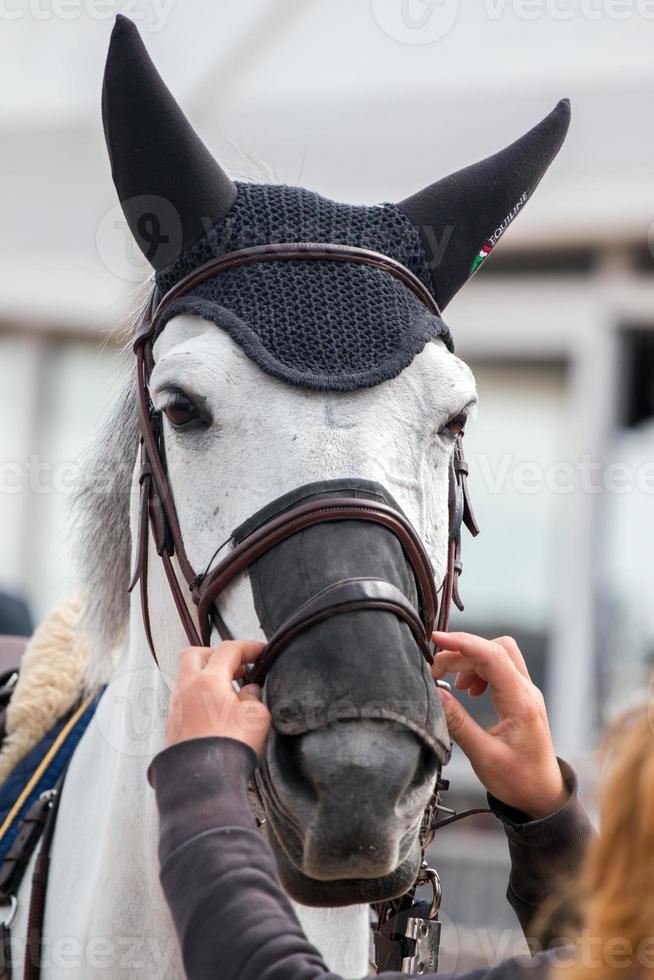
[103,15,571,392]
[152,183,453,391]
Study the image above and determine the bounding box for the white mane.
[74,375,138,689]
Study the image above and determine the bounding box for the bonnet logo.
[470,190,529,275]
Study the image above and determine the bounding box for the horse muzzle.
[258,719,440,905]
[223,479,450,905]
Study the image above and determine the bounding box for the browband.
[134,242,441,348]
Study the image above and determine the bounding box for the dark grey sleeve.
[488,758,594,946]
[149,739,583,980]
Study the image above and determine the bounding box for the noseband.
[130,242,479,678]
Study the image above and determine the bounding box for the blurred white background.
[2,0,654,951]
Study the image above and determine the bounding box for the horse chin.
[256,722,440,907]
[267,831,422,907]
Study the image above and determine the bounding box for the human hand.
[166,641,271,756]
[431,631,568,819]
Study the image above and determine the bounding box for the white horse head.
[39,15,571,977]
[146,316,477,901]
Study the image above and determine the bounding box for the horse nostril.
[275,734,318,803]
[264,723,440,883]
[298,725,424,806]
[291,725,428,880]
[407,744,436,794]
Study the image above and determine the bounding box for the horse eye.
[163,393,202,430]
[441,412,467,438]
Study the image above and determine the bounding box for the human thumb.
[437,688,489,763]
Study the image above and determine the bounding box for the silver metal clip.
[400,865,442,973]
[0,895,17,929]
[419,865,442,919]
[401,915,441,975]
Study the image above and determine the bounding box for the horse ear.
[102,15,237,271]
[398,99,571,310]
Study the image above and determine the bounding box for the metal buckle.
[0,672,18,703]
[375,864,443,974]
[401,866,442,974]
[402,915,441,975]
[0,895,17,929]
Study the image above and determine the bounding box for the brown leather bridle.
[129,242,479,679]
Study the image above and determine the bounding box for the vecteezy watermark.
[5,451,654,499]
[96,196,185,283]
[11,922,654,974]
[0,453,136,497]
[95,666,173,757]
[13,931,182,973]
[482,0,654,20]
[370,0,460,44]
[370,0,654,44]
[0,454,81,496]
[475,453,654,496]
[0,0,174,31]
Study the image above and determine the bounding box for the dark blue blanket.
[0,690,104,863]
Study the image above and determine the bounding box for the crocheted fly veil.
[103,16,570,390]
[152,184,454,391]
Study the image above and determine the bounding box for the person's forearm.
[149,739,585,979]
[161,824,337,979]
[488,758,594,946]
[150,737,340,980]
[158,826,564,980]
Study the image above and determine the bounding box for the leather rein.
[129,242,479,679]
